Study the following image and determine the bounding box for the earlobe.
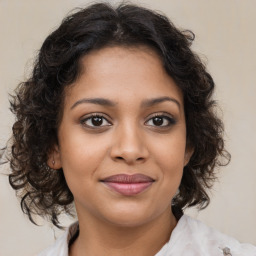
[184,146,194,166]
[47,144,62,170]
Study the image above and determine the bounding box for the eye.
[81,114,111,128]
[145,114,176,127]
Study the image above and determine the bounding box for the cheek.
[59,140,106,201]
[149,132,186,191]
[58,130,109,180]
[157,149,184,187]
[151,132,186,169]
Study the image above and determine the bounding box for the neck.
[70,207,177,256]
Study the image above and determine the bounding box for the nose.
[110,123,149,165]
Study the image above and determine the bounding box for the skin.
[49,46,193,256]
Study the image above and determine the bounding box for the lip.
[101,174,155,196]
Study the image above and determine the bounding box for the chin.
[104,214,153,228]
[98,204,165,228]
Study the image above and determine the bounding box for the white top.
[37,215,256,256]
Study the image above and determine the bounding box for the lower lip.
[103,182,153,196]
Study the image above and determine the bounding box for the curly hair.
[6,2,230,227]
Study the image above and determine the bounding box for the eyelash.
[145,113,176,127]
[80,113,176,129]
[80,113,112,128]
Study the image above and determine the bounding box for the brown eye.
[81,114,111,128]
[145,114,176,127]
[152,117,164,126]
[91,116,103,126]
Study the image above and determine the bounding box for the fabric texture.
[37,215,256,256]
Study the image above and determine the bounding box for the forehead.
[64,46,183,108]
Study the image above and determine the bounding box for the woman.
[5,2,256,255]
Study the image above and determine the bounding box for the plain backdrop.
[0,1,255,255]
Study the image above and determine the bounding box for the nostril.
[114,156,145,163]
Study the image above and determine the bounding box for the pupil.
[153,117,163,126]
[92,116,103,126]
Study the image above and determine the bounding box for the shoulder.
[36,222,78,256]
[159,215,256,256]
[184,215,256,255]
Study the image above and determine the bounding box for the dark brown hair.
[5,2,230,227]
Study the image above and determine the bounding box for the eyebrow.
[141,96,181,109]
[70,96,181,110]
[70,98,117,109]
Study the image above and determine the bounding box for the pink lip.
[101,174,155,196]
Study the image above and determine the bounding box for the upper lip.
[101,174,155,183]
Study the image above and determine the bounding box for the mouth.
[100,174,155,196]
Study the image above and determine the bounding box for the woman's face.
[52,46,192,227]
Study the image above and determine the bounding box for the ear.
[47,144,62,170]
[184,146,194,167]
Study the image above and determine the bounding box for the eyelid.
[79,112,176,129]
[80,112,112,121]
[145,112,176,126]
[80,113,112,128]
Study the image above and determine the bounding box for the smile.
[101,174,155,196]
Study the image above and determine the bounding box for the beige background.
[0,0,255,255]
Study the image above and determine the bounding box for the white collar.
[37,215,256,256]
